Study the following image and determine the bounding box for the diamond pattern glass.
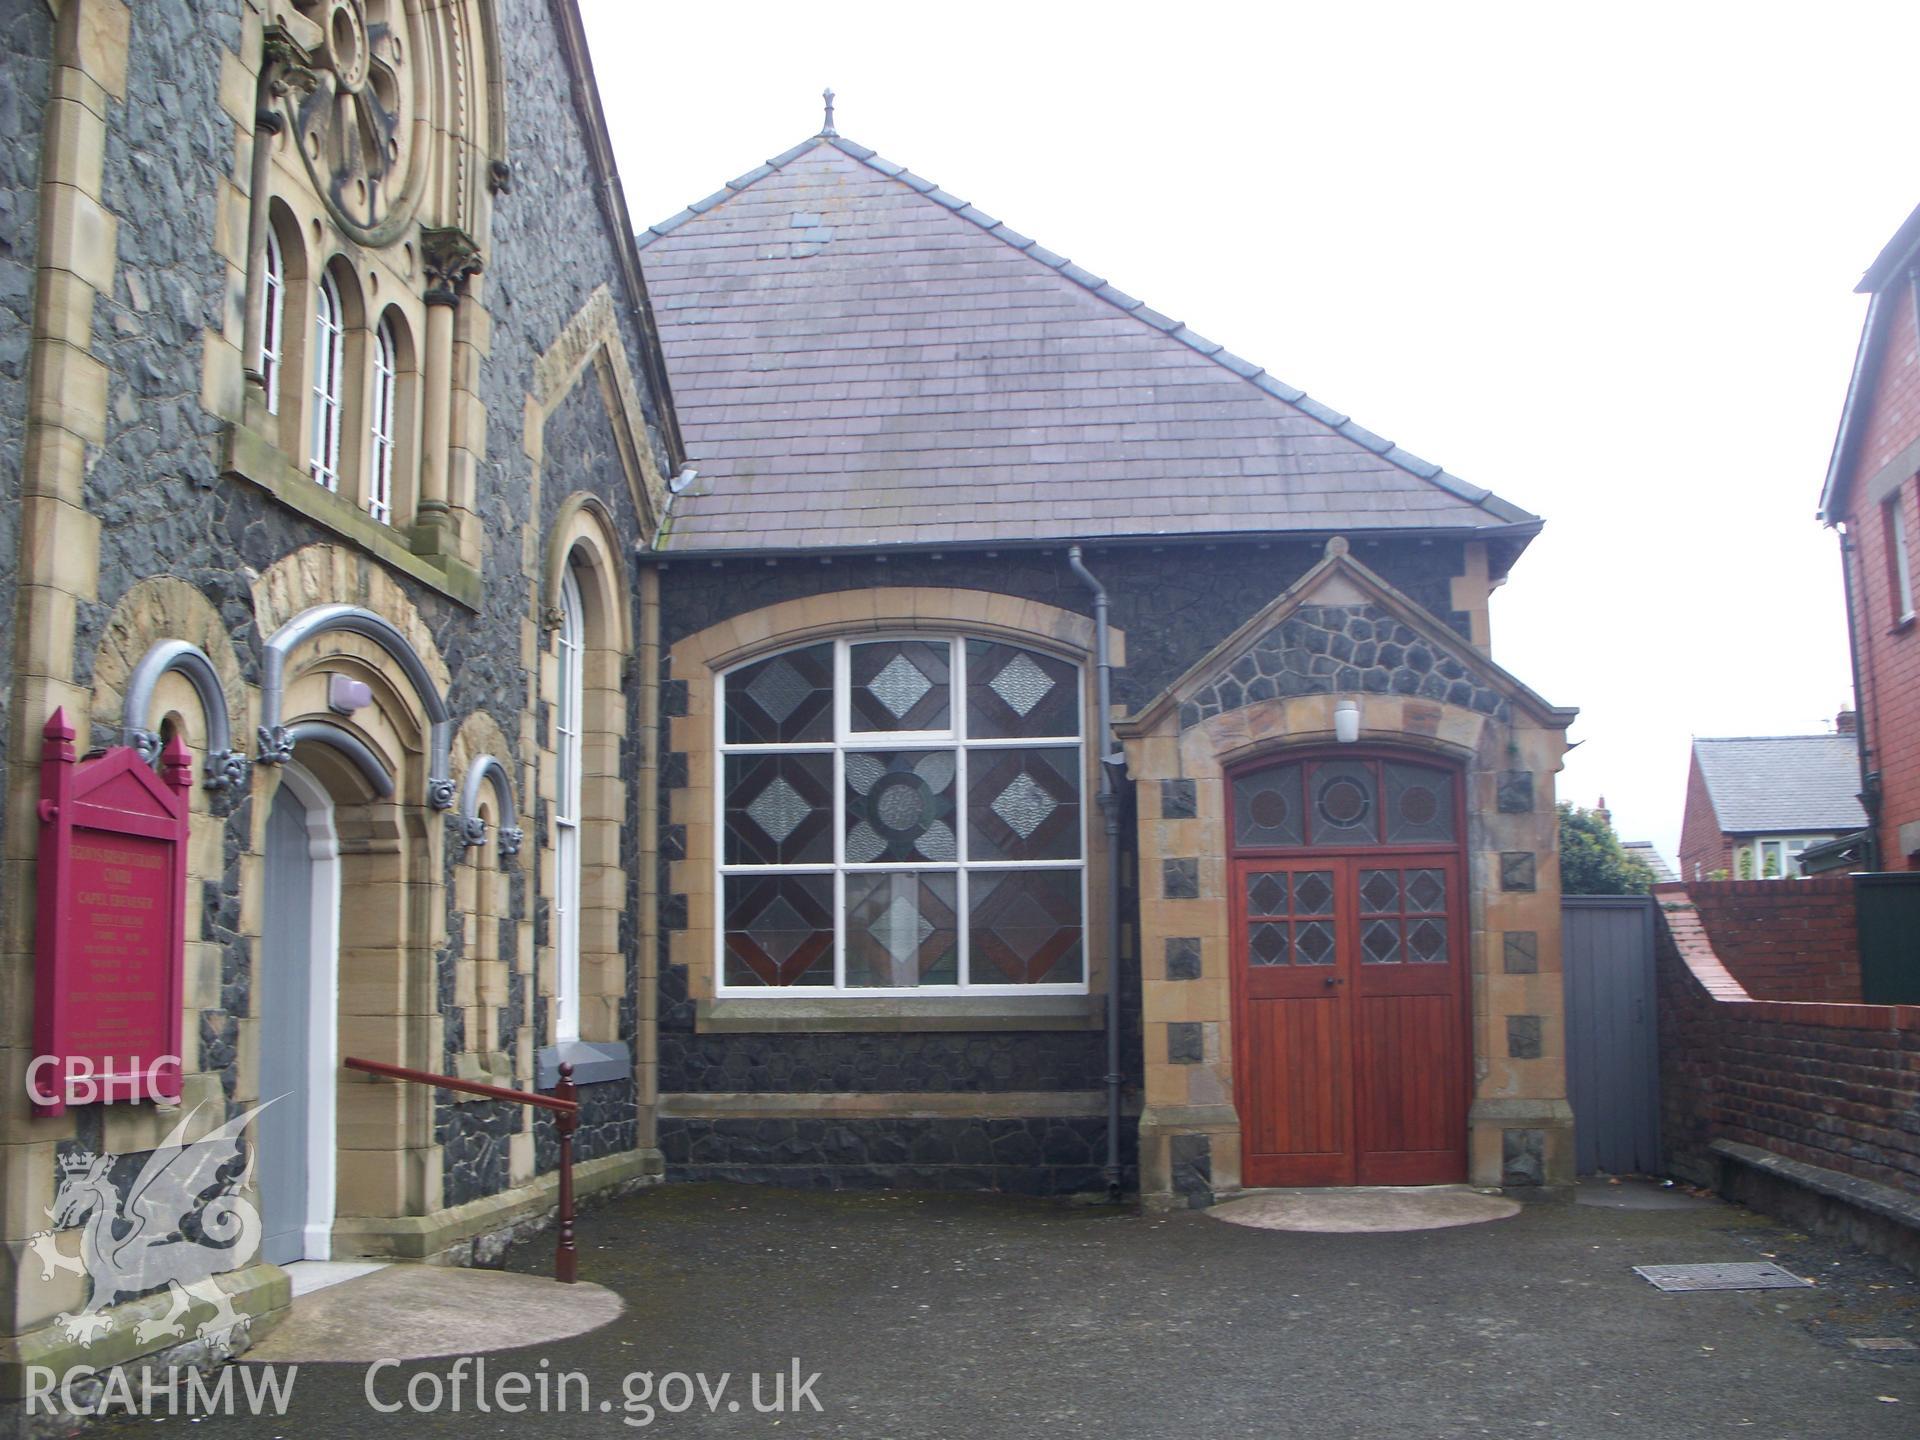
[725,643,833,744]
[1246,871,1289,918]
[969,870,1083,985]
[723,634,1085,994]
[1385,763,1455,844]
[1234,765,1305,847]
[723,874,833,987]
[845,751,956,863]
[968,747,1080,861]
[1293,871,1334,916]
[1359,869,1400,914]
[1408,918,1448,963]
[1292,919,1335,966]
[845,872,959,987]
[1363,918,1402,965]
[850,640,951,731]
[1250,921,1289,966]
[1406,868,1446,913]
[966,641,1079,739]
[724,754,832,865]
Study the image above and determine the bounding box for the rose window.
[287,0,427,245]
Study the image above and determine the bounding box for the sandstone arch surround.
[1116,543,1578,1206]
[665,587,1129,1021]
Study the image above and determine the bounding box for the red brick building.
[1821,203,1920,869]
[1676,732,1867,881]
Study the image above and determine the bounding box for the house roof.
[1691,735,1868,834]
[636,131,1542,557]
[1621,841,1678,885]
[1818,198,1920,524]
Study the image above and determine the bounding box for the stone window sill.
[696,995,1104,1034]
[535,1039,631,1089]
[1890,613,1916,636]
[223,422,480,610]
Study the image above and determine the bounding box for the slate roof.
[1621,842,1678,885]
[636,132,1542,556]
[1692,735,1869,834]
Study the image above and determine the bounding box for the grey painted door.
[1561,896,1660,1175]
[259,783,314,1264]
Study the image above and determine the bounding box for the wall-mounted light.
[328,673,373,716]
[1334,698,1360,744]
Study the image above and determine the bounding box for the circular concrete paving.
[1209,1184,1520,1233]
[244,1264,624,1363]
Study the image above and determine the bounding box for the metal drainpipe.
[1838,527,1881,869]
[1067,545,1124,1200]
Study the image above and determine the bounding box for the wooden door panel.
[1353,992,1466,1184]
[1235,860,1354,1188]
[1245,996,1350,1184]
[1230,757,1471,1190]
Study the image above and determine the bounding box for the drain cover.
[1850,1338,1918,1353]
[1633,1262,1812,1292]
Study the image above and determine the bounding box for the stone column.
[414,227,482,559]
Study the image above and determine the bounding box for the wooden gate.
[1561,895,1659,1175]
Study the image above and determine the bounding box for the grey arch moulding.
[121,639,249,790]
[458,754,524,859]
[256,604,455,808]
[286,721,395,798]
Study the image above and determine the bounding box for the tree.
[1557,802,1654,895]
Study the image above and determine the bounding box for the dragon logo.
[27,1101,272,1347]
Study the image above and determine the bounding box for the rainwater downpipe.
[1067,545,1124,1200]
[1837,525,1881,869]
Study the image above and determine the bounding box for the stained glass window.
[1235,758,1455,850]
[719,637,1084,993]
[1244,868,1337,966]
[1357,866,1450,965]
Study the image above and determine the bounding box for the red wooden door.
[1230,756,1469,1189]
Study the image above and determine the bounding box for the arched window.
[261,228,285,416]
[309,270,345,491]
[552,564,585,1040]
[368,316,398,524]
[717,636,1087,993]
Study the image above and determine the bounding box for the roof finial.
[821,87,837,137]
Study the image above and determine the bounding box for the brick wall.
[1676,752,1728,882]
[1655,889,1920,1194]
[1836,277,1920,868]
[1682,878,1862,1002]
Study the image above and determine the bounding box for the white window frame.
[368,316,397,525]
[715,634,1090,997]
[308,270,345,492]
[552,564,585,1041]
[260,228,285,415]
[1889,487,1915,624]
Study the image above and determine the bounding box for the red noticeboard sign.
[33,708,190,1117]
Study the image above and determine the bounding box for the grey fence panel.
[1561,896,1660,1175]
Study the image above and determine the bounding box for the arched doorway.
[258,761,341,1263]
[1228,750,1470,1187]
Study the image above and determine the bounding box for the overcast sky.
[580,0,1918,862]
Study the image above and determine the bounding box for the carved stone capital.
[421,225,484,305]
[427,775,457,811]
[497,826,524,860]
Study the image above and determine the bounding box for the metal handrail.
[343,1055,581,1283]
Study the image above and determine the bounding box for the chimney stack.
[1837,709,1858,735]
